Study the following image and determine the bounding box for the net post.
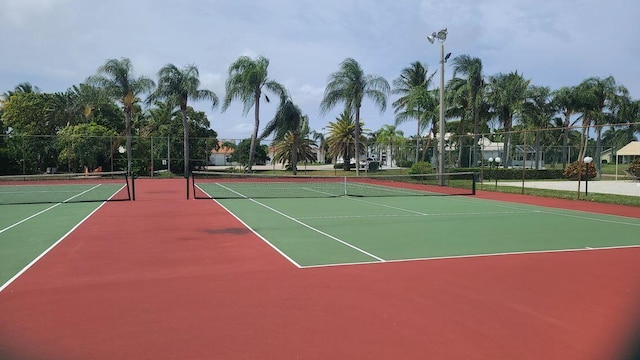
[343,176,347,196]
[186,172,190,200]
[472,172,478,195]
[131,171,136,201]
[125,172,131,200]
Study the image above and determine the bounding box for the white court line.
[447,195,640,227]
[196,184,302,268]
[296,210,536,220]
[0,184,102,235]
[301,245,640,269]
[0,200,108,293]
[213,183,385,263]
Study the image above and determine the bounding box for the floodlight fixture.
[427,27,448,185]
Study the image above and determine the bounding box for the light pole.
[583,156,593,196]
[428,28,447,186]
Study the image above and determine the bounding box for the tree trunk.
[125,111,133,176]
[181,108,189,178]
[247,91,261,172]
[562,112,570,168]
[354,107,360,176]
[292,133,298,175]
[595,125,603,178]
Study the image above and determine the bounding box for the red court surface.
[1,179,639,359]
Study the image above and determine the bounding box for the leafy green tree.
[87,58,155,175]
[1,92,62,172]
[320,58,389,175]
[56,123,117,172]
[392,61,435,163]
[228,138,268,168]
[222,55,287,172]
[260,99,305,174]
[149,64,218,177]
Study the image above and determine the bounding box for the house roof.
[617,141,640,156]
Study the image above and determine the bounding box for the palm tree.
[87,58,155,176]
[222,55,287,172]
[374,124,404,167]
[487,71,530,168]
[149,64,218,178]
[392,61,435,163]
[272,132,316,170]
[451,55,484,166]
[520,86,555,169]
[325,109,362,170]
[320,58,390,175]
[260,99,305,174]
[310,130,327,164]
[575,76,629,176]
[551,86,582,168]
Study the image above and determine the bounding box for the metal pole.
[438,40,445,185]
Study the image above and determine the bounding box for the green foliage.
[408,161,433,174]
[56,123,117,172]
[629,158,640,177]
[228,139,268,169]
[563,161,597,180]
[397,160,414,168]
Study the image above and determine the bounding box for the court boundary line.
[0,201,108,292]
[212,183,386,263]
[447,196,640,227]
[300,244,640,269]
[196,184,302,268]
[0,184,104,234]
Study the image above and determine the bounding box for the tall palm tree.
[320,58,390,175]
[222,55,287,172]
[392,61,435,163]
[260,99,305,174]
[575,76,629,176]
[149,64,218,178]
[451,55,484,166]
[551,86,582,168]
[487,71,530,168]
[87,58,155,175]
[521,86,555,169]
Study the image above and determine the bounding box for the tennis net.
[192,171,477,199]
[0,171,132,205]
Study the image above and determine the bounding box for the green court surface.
[215,195,640,267]
[0,202,104,286]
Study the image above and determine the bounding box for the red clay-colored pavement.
[1,179,639,359]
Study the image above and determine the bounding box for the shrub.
[368,161,380,171]
[563,161,596,180]
[408,161,434,175]
[397,160,414,168]
[629,158,640,177]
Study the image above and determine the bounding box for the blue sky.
[1,0,638,140]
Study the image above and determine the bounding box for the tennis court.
[1,175,640,359]
[193,172,640,268]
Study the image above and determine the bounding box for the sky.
[1,0,638,141]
